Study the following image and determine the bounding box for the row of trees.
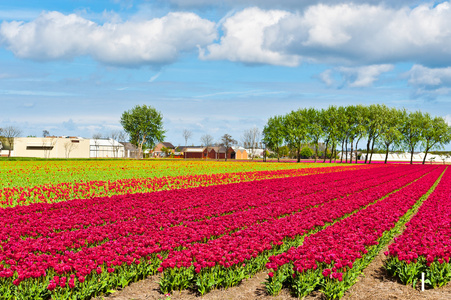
[263,105,451,164]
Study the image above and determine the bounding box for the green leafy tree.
[306,108,324,162]
[349,105,367,164]
[300,146,314,159]
[364,104,386,163]
[378,107,405,164]
[421,115,451,164]
[120,105,165,159]
[336,106,350,163]
[282,109,309,163]
[321,106,339,163]
[401,110,424,164]
[263,116,285,162]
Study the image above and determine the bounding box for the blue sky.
[1,0,451,149]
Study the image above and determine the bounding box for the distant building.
[121,142,140,159]
[12,136,125,159]
[180,146,247,160]
[232,147,248,160]
[153,142,176,158]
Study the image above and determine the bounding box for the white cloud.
[338,64,394,87]
[408,64,451,86]
[406,64,451,97]
[445,114,451,125]
[149,71,162,82]
[167,0,424,10]
[0,11,217,67]
[200,7,300,66]
[319,69,334,86]
[202,2,451,67]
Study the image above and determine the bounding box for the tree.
[92,133,102,158]
[0,126,22,157]
[300,146,313,159]
[363,104,386,163]
[220,134,237,161]
[108,130,126,158]
[306,109,324,162]
[401,110,424,164]
[200,134,214,159]
[242,127,261,160]
[183,129,193,147]
[321,106,339,163]
[378,107,405,164]
[120,105,165,159]
[263,116,285,162]
[64,140,78,158]
[43,137,56,159]
[282,109,309,163]
[349,105,366,164]
[43,130,50,137]
[421,115,451,164]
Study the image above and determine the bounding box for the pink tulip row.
[159,165,437,294]
[265,166,444,298]
[0,165,365,207]
[385,167,451,288]
[0,165,387,298]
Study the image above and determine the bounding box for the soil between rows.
[96,246,451,300]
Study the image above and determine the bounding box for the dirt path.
[96,252,451,300]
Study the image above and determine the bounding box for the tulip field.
[0,160,449,299]
[0,160,352,208]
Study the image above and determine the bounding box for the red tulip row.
[0,167,386,293]
[0,165,399,299]
[385,167,451,289]
[265,166,445,299]
[0,165,365,207]
[0,165,388,244]
[158,165,437,295]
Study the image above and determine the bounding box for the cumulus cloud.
[202,2,451,67]
[199,7,300,66]
[406,64,451,97]
[0,11,217,67]
[408,64,451,86]
[166,0,424,10]
[263,2,451,66]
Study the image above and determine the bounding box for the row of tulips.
[158,165,437,295]
[385,167,451,288]
[0,165,404,299]
[0,165,388,242]
[265,166,445,299]
[0,165,366,207]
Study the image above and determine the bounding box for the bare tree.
[109,130,126,158]
[92,133,102,158]
[43,137,56,159]
[200,134,214,159]
[183,129,193,147]
[220,134,237,161]
[43,130,50,137]
[0,126,22,157]
[117,131,127,158]
[64,140,78,158]
[242,127,261,160]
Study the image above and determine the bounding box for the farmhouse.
[153,142,176,157]
[180,146,243,159]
